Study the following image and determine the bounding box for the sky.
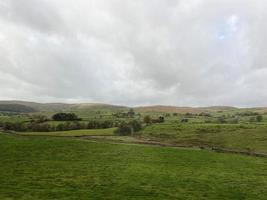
[0,0,267,107]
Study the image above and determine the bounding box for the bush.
[256,115,263,122]
[199,112,212,117]
[144,115,151,124]
[229,118,239,124]
[52,113,81,121]
[115,120,142,136]
[115,122,132,136]
[31,115,48,123]
[130,120,142,132]
[217,116,226,124]
[87,120,114,129]
[236,112,259,117]
[151,116,165,123]
[30,123,51,132]
[181,118,189,123]
[3,122,27,132]
[127,108,135,118]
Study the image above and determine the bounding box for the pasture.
[1,133,267,200]
[1,103,267,199]
[17,128,116,137]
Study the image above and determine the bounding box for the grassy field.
[18,128,116,137]
[1,133,267,200]
[140,121,267,153]
[0,115,29,123]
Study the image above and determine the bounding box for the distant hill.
[0,101,128,113]
[0,101,74,112]
[135,105,205,114]
[0,104,36,113]
[135,105,238,114]
[71,103,129,112]
[0,100,266,114]
[201,106,237,111]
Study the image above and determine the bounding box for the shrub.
[217,116,226,124]
[144,115,151,125]
[87,120,114,129]
[256,115,263,122]
[3,122,27,132]
[181,118,189,123]
[151,116,165,123]
[130,120,142,132]
[115,122,132,136]
[31,115,48,123]
[115,120,142,136]
[52,113,81,121]
[127,108,135,118]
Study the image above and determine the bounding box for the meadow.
[140,122,267,153]
[1,102,267,199]
[1,133,267,200]
[18,128,116,137]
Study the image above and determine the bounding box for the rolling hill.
[0,100,267,114]
[0,103,36,113]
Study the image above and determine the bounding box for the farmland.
[1,101,267,199]
[1,133,267,200]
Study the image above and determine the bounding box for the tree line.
[0,120,116,132]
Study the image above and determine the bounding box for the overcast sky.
[0,0,267,107]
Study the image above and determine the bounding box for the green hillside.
[0,104,36,113]
[1,100,267,114]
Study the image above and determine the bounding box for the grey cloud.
[0,0,267,106]
[0,0,64,33]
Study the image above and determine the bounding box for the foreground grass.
[17,128,116,137]
[1,133,267,200]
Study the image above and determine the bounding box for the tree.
[115,122,132,136]
[217,116,226,124]
[151,116,165,123]
[52,113,80,121]
[127,108,135,118]
[130,120,142,132]
[144,115,151,125]
[256,115,263,122]
[115,120,142,136]
[158,116,165,123]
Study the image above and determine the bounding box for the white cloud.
[0,0,266,107]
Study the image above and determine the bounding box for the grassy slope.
[18,128,116,137]
[140,122,267,153]
[0,115,29,123]
[1,133,267,200]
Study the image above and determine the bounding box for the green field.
[18,128,116,137]
[2,102,267,199]
[1,133,267,200]
[140,122,267,153]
